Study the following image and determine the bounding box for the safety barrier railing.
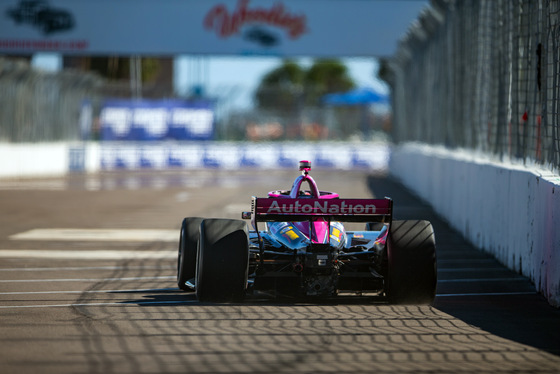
[382,0,560,172]
[0,58,103,142]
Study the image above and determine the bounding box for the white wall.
[390,143,560,307]
[0,141,388,178]
[0,143,68,178]
[0,143,100,178]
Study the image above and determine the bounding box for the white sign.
[0,0,426,56]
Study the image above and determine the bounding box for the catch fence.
[383,0,560,172]
[0,58,103,142]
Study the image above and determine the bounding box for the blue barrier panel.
[68,146,85,172]
[100,99,214,141]
[99,142,389,171]
[167,101,214,141]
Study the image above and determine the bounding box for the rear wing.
[245,197,393,225]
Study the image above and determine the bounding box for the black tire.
[386,220,437,304]
[196,219,249,302]
[177,217,203,291]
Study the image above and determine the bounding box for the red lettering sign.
[204,0,307,39]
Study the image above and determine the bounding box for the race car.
[177,160,437,304]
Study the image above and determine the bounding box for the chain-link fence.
[0,58,103,142]
[0,57,388,143]
[382,0,560,172]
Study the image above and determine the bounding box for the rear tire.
[386,220,437,304]
[196,219,249,302]
[177,217,203,291]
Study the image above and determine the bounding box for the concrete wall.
[0,143,100,178]
[0,141,389,178]
[390,143,560,307]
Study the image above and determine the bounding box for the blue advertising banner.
[99,142,390,171]
[100,99,214,141]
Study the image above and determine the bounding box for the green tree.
[254,60,305,113]
[254,59,355,113]
[303,59,355,106]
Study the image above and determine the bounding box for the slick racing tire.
[196,219,249,302]
[177,217,203,291]
[386,220,437,304]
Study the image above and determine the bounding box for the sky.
[173,55,389,110]
[32,53,389,110]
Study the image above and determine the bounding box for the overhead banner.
[100,99,215,141]
[0,0,426,57]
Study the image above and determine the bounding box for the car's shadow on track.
[434,293,560,356]
[117,288,389,307]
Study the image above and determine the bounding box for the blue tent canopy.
[322,87,389,106]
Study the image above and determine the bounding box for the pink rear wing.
[250,197,392,223]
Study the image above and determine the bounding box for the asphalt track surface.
[0,169,559,374]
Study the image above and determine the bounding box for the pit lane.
[0,170,559,373]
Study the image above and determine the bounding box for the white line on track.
[0,276,175,283]
[438,278,528,283]
[437,267,510,272]
[0,265,175,272]
[0,300,196,309]
[0,287,177,295]
[0,292,538,309]
[9,228,178,242]
[0,249,176,259]
[436,291,536,297]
